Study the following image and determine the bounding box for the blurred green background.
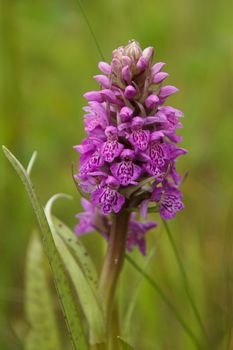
[0,0,233,349]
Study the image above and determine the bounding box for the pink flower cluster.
[74,41,186,254]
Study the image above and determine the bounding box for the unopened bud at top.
[124,40,142,62]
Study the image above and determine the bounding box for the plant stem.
[99,209,130,321]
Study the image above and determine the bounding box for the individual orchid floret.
[110,149,142,186]
[152,183,184,220]
[127,117,150,151]
[92,176,125,214]
[84,102,109,133]
[102,126,124,162]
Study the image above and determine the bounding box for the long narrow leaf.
[2,146,88,350]
[53,215,98,291]
[45,194,98,292]
[25,233,62,350]
[45,195,106,345]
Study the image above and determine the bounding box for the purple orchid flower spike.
[73,40,187,321]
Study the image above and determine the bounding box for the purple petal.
[151,131,164,141]
[152,72,169,84]
[151,62,166,75]
[98,61,111,74]
[122,65,132,84]
[159,85,179,98]
[84,91,103,102]
[94,75,111,88]
[124,85,137,99]
[136,56,147,73]
[142,47,154,63]
[145,94,159,109]
[120,106,134,122]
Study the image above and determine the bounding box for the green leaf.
[26,151,37,176]
[46,194,98,292]
[2,146,88,350]
[117,337,134,350]
[25,233,62,350]
[45,194,106,345]
[120,176,155,198]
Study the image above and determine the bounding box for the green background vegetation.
[0,0,233,349]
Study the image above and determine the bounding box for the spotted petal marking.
[102,141,124,163]
[160,189,184,219]
[129,129,150,151]
[92,186,125,214]
[110,161,141,186]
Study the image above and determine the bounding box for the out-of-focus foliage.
[0,0,233,349]
[24,232,62,350]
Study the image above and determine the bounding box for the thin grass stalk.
[125,254,202,350]
[162,220,209,344]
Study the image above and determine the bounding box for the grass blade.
[125,254,202,350]
[25,232,62,350]
[75,0,105,60]
[162,220,208,344]
[2,146,88,350]
[122,249,155,339]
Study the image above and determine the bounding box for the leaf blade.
[2,146,88,350]
[45,194,106,345]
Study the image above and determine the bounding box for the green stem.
[99,209,130,320]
